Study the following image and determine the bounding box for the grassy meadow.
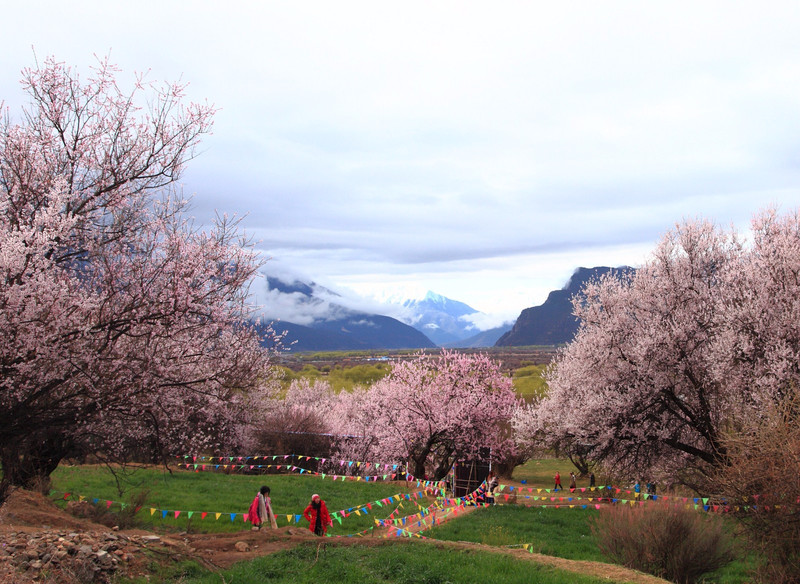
[50,465,421,536]
[275,352,551,395]
[179,541,618,584]
[511,364,549,400]
[42,460,756,584]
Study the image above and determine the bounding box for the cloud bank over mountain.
[253,265,412,326]
[252,266,512,347]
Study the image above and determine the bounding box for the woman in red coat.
[303,494,333,536]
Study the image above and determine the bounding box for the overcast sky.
[3,1,800,327]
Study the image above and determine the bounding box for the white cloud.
[3,1,800,323]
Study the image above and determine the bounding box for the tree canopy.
[518,209,800,489]
[0,56,274,503]
[331,350,520,480]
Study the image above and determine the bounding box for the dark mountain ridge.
[495,266,633,347]
[442,324,513,348]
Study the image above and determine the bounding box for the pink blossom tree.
[719,209,800,407]
[332,351,519,480]
[529,209,800,489]
[249,378,338,459]
[0,56,274,503]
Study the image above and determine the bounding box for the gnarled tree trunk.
[0,432,75,499]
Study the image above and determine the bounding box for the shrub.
[66,489,149,529]
[714,393,800,583]
[591,502,734,584]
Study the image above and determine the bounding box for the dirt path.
[0,489,669,584]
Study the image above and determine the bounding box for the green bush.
[591,502,734,584]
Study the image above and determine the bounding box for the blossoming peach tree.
[331,350,520,480]
[0,57,275,503]
[515,209,800,491]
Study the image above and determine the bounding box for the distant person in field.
[569,472,577,490]
[589,472,596,488]
[554,471,562,491]
[485,471,499,505]
[303,493,333,536]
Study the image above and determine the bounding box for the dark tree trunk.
[410,434,441,479]
[568,451,593,477]
[492,452,528,479]
[431,445,455,481]
[0,433,75,502]
[0,480,11,508]
[411,452,428,479]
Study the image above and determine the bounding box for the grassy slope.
[51,466,422,536]
[182,541,620,584]
[427,505,603,561]
[50,464,753,583]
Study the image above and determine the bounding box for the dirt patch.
[183,526,329,569]
[0,489,110,533]
[0,488,668,584]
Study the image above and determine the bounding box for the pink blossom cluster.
[264,351,521,481]
[248,351,521,480]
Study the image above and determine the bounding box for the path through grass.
[178,541,623,584]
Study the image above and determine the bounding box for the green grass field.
[275,356,553,394]
[426,505,603,561]
[179,541,618,584]
[425,502,753,584]
[512,364,549,400]
[51,465,424,536]
[45,462,756,583]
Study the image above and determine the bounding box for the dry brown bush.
[591,502,734,584]
[715,393,800,583]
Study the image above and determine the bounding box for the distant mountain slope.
[402,291,482,346]
[266,316,436,352]
[442,324,513,348]
[259,275,436,351]
[495,266,633,347]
